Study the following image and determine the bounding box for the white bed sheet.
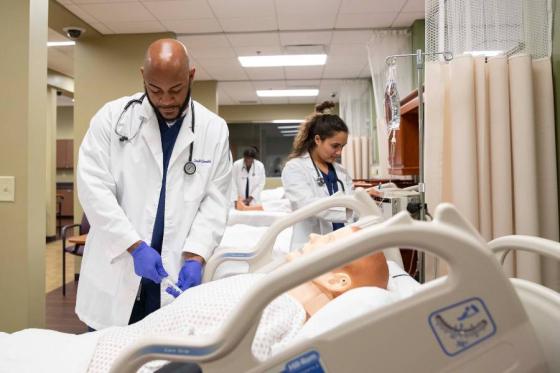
[0,329,102,373]
[228,209,289,227]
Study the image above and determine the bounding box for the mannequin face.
[287,227,389,317]
[312,131,348,164]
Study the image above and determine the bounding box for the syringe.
[162,277,183,296]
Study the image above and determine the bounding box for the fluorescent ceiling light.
[257,89,318,97]
[277,125,301,129]
[280,129,299,133]
[464,50,502,57]
[239,54,327,67]
[273,119,304,124]
[47,41,75,47]
[282,133,297,137]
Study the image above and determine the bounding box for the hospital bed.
[206,189,400,283]
[110,193,559,372]
[227,187,292,227]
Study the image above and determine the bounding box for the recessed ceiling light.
[47,41,75,47]
[277,125,301,130]
[257,89,318,97]
[239,54,327,67]
[273,120,303,124]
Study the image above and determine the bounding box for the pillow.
[293,287,396,341]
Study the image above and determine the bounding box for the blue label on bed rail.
[428,297,496,357]
[282,350,325,373]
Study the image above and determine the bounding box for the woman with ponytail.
[281,101,353,250]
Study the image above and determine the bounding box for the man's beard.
[145,83,192,122]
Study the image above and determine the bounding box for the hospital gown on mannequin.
[87,274,305,372]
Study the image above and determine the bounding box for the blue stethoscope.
[114,94,197,175]
[310,156,346,193]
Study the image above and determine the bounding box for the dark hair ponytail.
[289,101,348,159]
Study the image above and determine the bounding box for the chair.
[61,215,90,296]
[56,194,64,237]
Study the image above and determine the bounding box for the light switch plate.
[0,176,15,202]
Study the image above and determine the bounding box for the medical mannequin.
[282,101,354,250]
[287,226,388,318]
[0,228,389,373]
[235,196,264,211]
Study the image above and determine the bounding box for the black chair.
[61,215,90,296]
[56,194,64,237]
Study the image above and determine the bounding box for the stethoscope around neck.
[309,155,346,193]
[114,94,197,175]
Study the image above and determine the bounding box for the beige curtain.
[424,54,560,290]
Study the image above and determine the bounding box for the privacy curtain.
[424,55,559,290]
[339,80,373,179]
[367,29,413,178]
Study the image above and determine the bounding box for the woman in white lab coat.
[231,147,266,206]
[282,101,353,250]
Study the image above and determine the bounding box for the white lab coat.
[281,152,353,250]
[75,93,232,330]
[231,158,266,204]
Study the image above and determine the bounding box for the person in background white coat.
[232,147,266,207]
[281,101,353,250]
[76,39,232,330]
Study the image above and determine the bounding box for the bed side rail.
[203,189,402,282]
[111,203,541,373]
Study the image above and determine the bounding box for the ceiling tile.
[278,13,337,30]
[227,33,280,47]
[179,34,231,48]
[161,18,222,33]
[56,0,75,4]
[279,31,332,46]
[88,22,115,34]
[284,66,324,80]
[219,17,278,32]
[186,47,236,59]
[252,80,287,90]
[402,0,425,12]
[48,48,74,77]
[208,0,275,18]
[143,0,214,20]
[331,30,374,44]
[275,0,341,15]
[64,4,99,24]
[392,11,425,27]
[233,45,283,56]
[80,3,155,23]
[104,20,166,34]
[245,67,285,80]
[285,79,321,87]
[193,67,213,80]
[335,12,396,28]
[202,65,248,80]
[328,43,368,59]
[339,0,407,13]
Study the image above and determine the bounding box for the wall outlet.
[0,176,15,202]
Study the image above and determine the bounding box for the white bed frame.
[203,189,403,283]
[110,201,557,373]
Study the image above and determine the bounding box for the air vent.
[238,100,258,104]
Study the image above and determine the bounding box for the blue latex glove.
[130,241,168,283]
[165,260,202,298]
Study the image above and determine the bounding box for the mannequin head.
[287,226,389,317]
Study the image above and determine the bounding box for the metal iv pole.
[384,49,452,283]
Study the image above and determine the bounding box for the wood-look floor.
[45,239,88,334]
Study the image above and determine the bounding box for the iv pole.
[385,50,452,283]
